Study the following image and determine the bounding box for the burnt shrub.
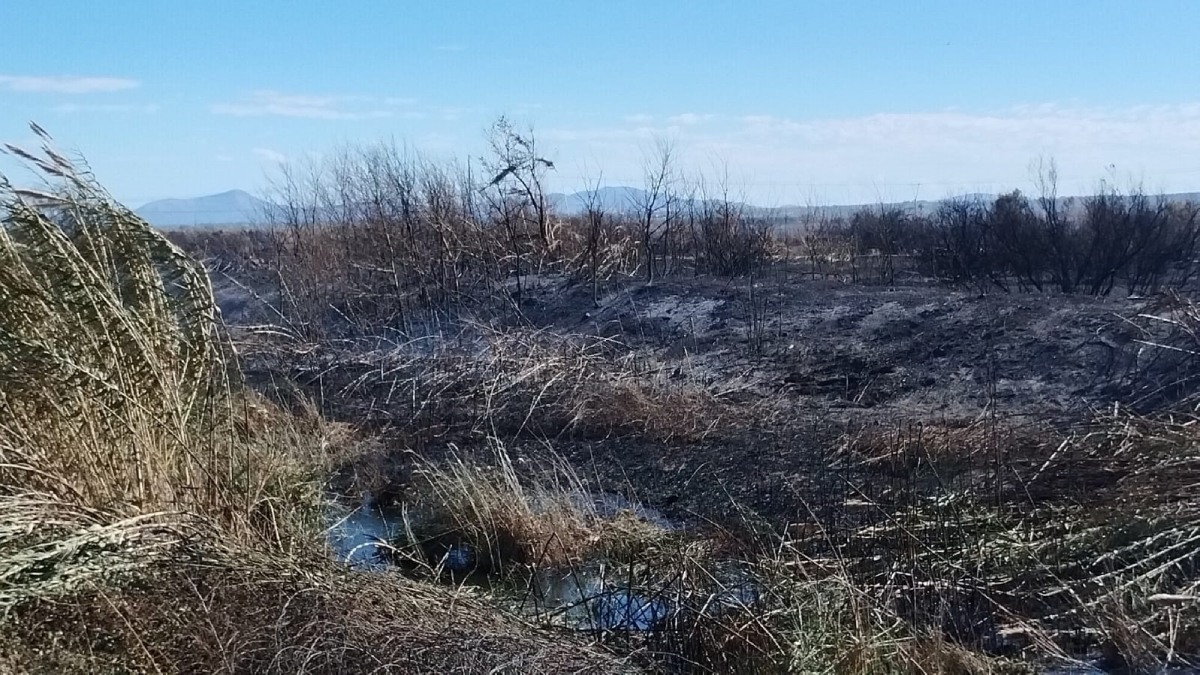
[919,186,1200,295]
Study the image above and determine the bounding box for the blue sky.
[2,1,1200,206]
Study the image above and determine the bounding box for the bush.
[915,187,1200,295]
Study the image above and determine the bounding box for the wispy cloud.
[543,126,659,143]
[735,104,1200,155]
[52,103,159,114]
[439,107,470,121]
[543,103,1200,204]
[252,147,287,164]
[667,113,715,126]
[383,97,426,118]
[0,74,139,94]
[211,90,392,120]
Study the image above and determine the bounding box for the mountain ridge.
[136,190,272,227]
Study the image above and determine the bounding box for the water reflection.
[325,499,399,569]
[323,494,756,633]
[525,565,671,630]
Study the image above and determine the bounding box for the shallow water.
[522,565,671,630]
[324,505,1200,662]
[518,562,761,632]
[323,495,696,630]
[325,491,677,571]
[325,500,401,569]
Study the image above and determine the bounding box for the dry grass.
[0,130,637,674]
[0,139,231,515]
[618,551,1037,675]
[250,324,734,450]
[0,539,639,674]
[572,378,731,444]
[814,406,1200,671]
[0,494,201,613]
[234,318,1200,671]
[8,125,1199,673]
[400,442,673,573]
[394,441,1045,674]
[835,418,1052,471]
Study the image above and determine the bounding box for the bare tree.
[990,189,1045,291]
[261,141,496,337]
[580,172,606,306]
[481,172,528,303]
[695,160,764,276]
[633,137,678,283]
[482,116,555,247]
[1032,157,1078,293]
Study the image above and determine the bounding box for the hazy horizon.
[3,1,1200,207]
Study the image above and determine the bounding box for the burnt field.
[5,129,1199,674]
[234,272,1145,513]
[211,240,1200,672]
[164,136,1200,669]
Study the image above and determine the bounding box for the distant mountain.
[763,199,959,221]
[136,190,273,227]
[549,186,764,216]
[548,187,650,215]
[136,187,1200,227]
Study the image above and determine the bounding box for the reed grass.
[0,127,637,674]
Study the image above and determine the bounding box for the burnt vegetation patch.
[6,121,1200,674]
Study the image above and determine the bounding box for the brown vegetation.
[0,131,634,674]
[7,123,1200,673]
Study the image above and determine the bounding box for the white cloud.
[623,113,654,124]
[734,104,1200,152]
[543,103,1200,204]
[212,90,392,120]
[52,103,159,114]
[252,148,287,164]
[0,74,139,93]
